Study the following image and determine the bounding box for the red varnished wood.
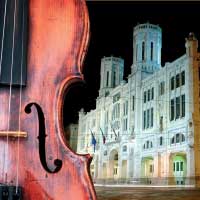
[0,0,96,199]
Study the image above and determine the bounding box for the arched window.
[171,133,185,144]
[176,133,180,143]
[123,145,127,152]
[151,42,153,61]
[147,140,149,148]
[142,41,145,61]
[143,140,153,149]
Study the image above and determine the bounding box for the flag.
[89,128,96,152]
[110,122,117,140]
[100,127,106,144]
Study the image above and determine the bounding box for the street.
[95,186,200,200]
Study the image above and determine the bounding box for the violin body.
[0,0,96,199]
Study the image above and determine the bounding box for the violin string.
[0,0,8,78]
[0,0,8,182]
[16,0,25,192]
[0,3,8,179]
[5,0,17,183]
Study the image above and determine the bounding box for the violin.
[0,0,96,199]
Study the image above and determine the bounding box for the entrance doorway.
[172,154,187,185]
[109,149,119,179]
[141,157,154,184]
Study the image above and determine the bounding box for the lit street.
[95,186,200,200]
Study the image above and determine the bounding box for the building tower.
[132,22,162,76]
[99,56,124,97]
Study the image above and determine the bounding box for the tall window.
[160,137,163,146]
[142,41,145,61]
[106,71,109,86]
[160,116,163,131]
[113,71,116,87]
[159,81,165,95]
[181,94,185,117]
[147,109,150,128]
[170,99,175,121]
[181,71,185,86]
[176,74,180,88]
[176,133,180,143]
[151,107,153,127]
[171,76,175,90]
[176,96,180,119]
[180,161,184,171]
[143,111,146,129]
[176,162,179,171]
[148,89,150,101]
[151,42,153,61]
[151,87,154,100]
[132,96,135,111]
[147,141,149,148]
[144,91,147,103]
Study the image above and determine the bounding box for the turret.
[185,32,198,58]
[99,56,124,97]
[132,22,162,74]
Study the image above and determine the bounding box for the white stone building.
[77,23,200,186]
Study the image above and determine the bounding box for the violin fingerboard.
[0,0,28,87]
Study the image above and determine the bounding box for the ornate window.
[171,133,185,145]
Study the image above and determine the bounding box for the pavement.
[95,185,200,200]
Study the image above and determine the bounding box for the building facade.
[77,23,200,186]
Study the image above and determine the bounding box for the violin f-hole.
[25,103,62,173]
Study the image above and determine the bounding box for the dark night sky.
[63,1,200,127]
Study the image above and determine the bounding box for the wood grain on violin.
[0,0,96,199]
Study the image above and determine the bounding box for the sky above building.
[63,1,200,127]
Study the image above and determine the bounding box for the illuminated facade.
[77,23,200,186]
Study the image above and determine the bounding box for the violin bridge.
[0,131,27,138]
